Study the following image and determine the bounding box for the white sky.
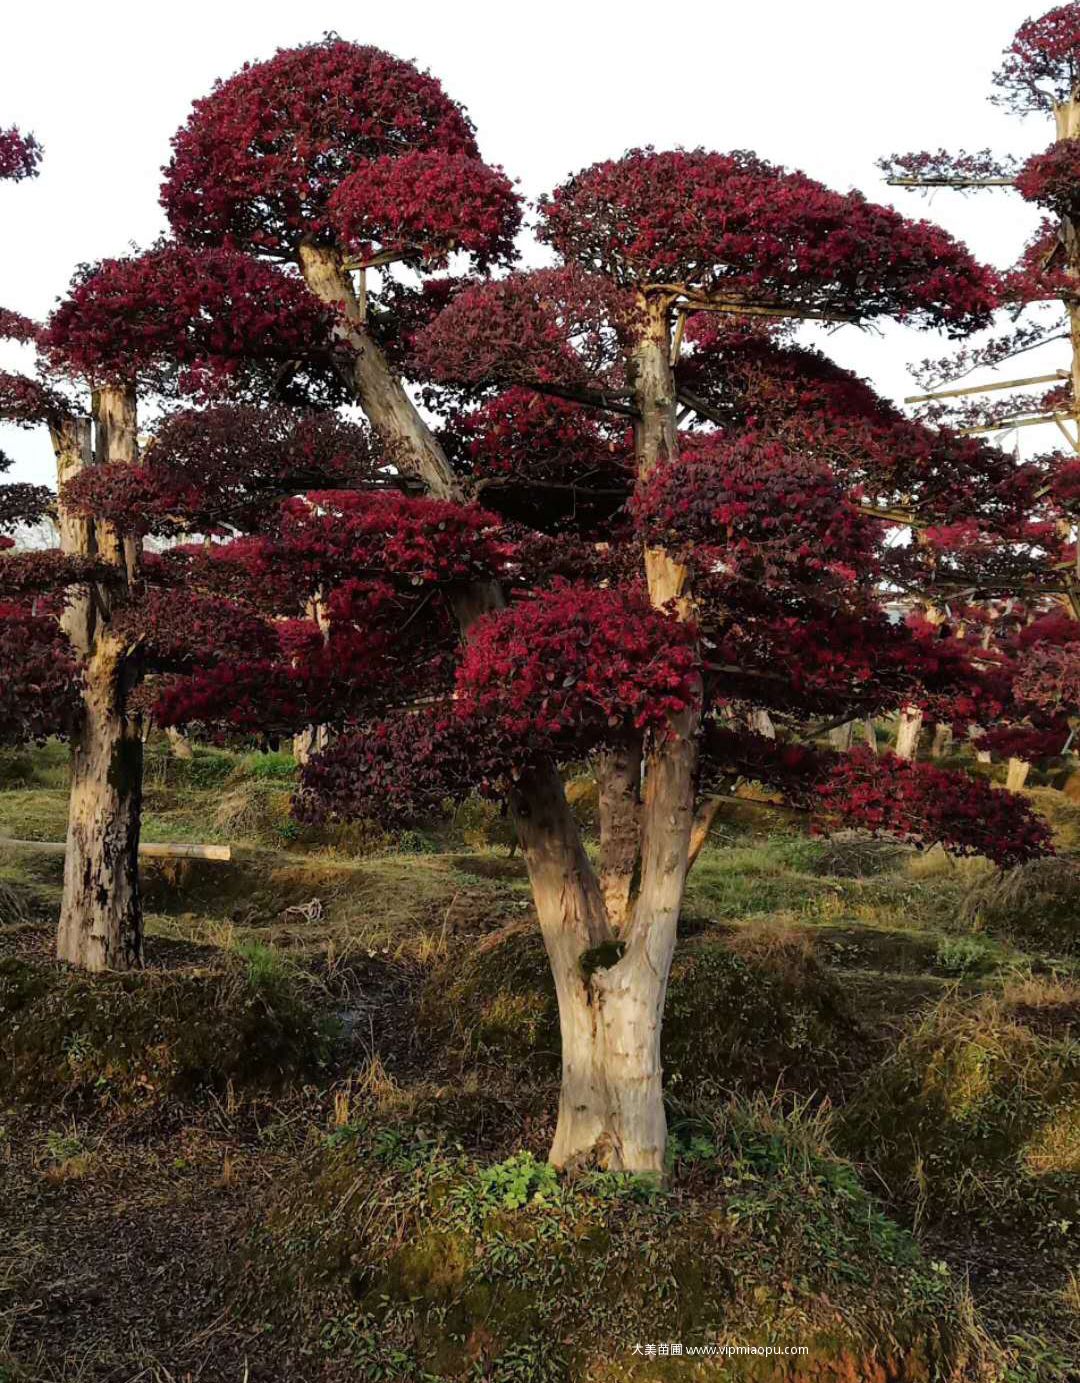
[0,0,1062,489]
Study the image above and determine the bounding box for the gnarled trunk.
[56,635,143,969]
[55,384,143,971]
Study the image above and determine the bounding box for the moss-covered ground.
[1,740,1079,1380]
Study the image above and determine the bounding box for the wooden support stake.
[0,837,232,862]
[886,177,1015,188]
[904,370,1067,404]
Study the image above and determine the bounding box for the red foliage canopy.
[538,149,997,331]
[700,728,1052,868]
[1016,137,1080,218]
[413,265,633,398]
[63,405,379,536]
[456,585,700,752]
[0,371,70,428]
[993,3,1080,112]
[328,149,520,270]
[632,433,873,585]
[162,39,480,257]
[294,707,508,828]
[0,127,42,182]
[0,603,80,744]
[0,308,41,345]
[45,246,340,399]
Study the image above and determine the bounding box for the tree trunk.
[894,705,923,760]
[55,384,143,971]
[596,741,642,930]
[863,717,878,754]
[748,708,776,739]
[687,795,724,868]
[297,243,458,501]
[930,723,953,758]
[1006,757,1031,792]
[56,635,143,970]
[299,252,686,1173]
[829,720,855,751]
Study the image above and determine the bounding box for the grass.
[0,737,1078,1378]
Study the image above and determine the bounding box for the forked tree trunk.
[55,385,144,971]
[542,292,703,1175]
[894,705,924,760]
[298,250,694,1173]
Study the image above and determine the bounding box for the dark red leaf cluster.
[328,149,520,269]
[538,148,998,331]
[0,127,42,182]
[64,405,379,536]
[273,490,504,590]
[0,481,53,536]
[700,726,1051,868]
[413,265,634,396]
[0,308,41,345]
[456,585,699,751]
[0,603,80,744]
[631,433,873,584]
[112,588,280,669]
[1016,137,1080,218]
[294,706,506,828]
[0,371,70,427]
[0,550,108,596]
[162,40,479,256]
[875,149,1019,183]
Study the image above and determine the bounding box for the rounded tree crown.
[538,148,997,332]
[45,244,339,397]
[161,39,481,258]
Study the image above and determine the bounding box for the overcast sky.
[0,0,1061,488]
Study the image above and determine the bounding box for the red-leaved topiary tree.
[153,58,1055,1174]
[0,230,366,969]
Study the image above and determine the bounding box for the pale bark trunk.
[299,250,687,1173]
[596,741,642,931]
[930,723,953,759]
[748,708,776,739]
[298,243,458,501]
[56,636,143,970]
[1006,757,1031,792]
[863,717,878,754]
[829,721,855,752]
[687,795,724,869]
[55,384,144,972]
[894,705,924,760]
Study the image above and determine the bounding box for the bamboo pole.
[0,837,232,861]
[904,371,1067,404]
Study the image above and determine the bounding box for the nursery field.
[1,741,1079,1382]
